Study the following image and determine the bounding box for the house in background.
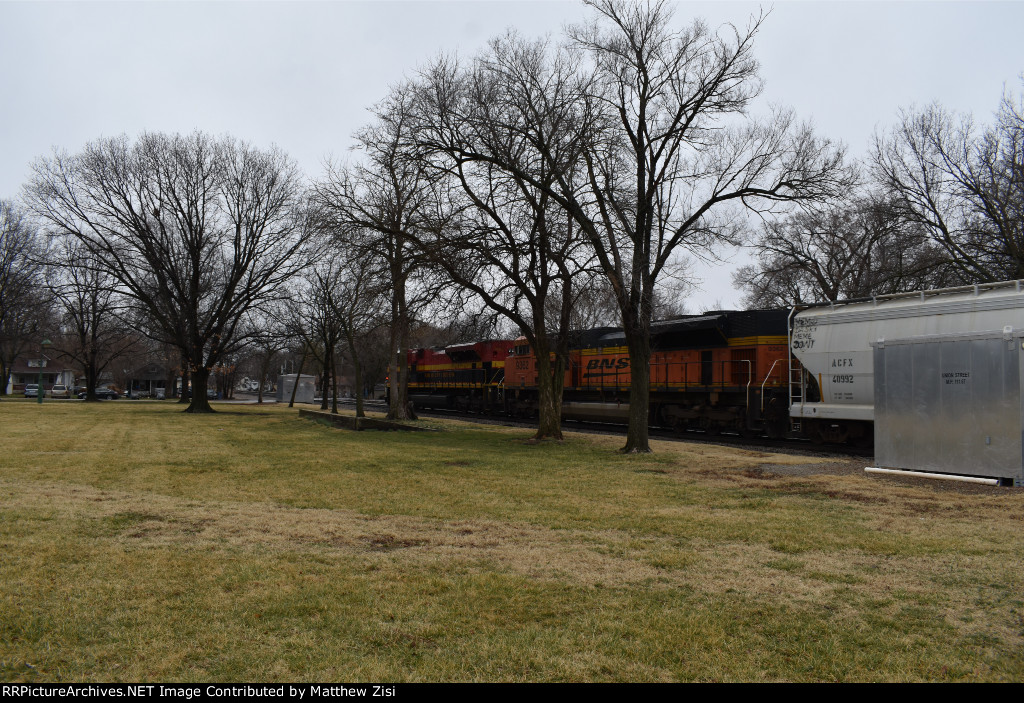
[124,361,174,399]
[5,354,77,395]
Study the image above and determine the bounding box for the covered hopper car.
[789,279,1024,445]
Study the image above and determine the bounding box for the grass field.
[0,401,1021,682]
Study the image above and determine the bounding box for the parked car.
[51,384,70,399]
[77,387,120,400]
[180,388,220,400]
[23,384,39,398]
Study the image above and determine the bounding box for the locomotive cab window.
[515,344,530,356]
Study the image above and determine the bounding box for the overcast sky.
[3,0,1021,310]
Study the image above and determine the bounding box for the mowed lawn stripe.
[1,402,1021,681]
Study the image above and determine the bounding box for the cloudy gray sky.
[3,0,1021,309]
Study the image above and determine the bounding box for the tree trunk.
[532,342,565,441]
[353,358,365,418]
[319,362,329,410]
[288,350,307,408]
[185,366,215,413]
[82,355,99,402]
[330,353,339,414]
[178,354,190,404]
[387,346,410,420]
[621,331,651,453]
[386,273,411,421]
[165,366,176,402]
[342,328,365,418]
[256,355,270,405]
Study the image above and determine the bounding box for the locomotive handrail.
[740,359,752,414]
[761,359,783,412]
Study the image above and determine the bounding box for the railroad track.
[323,397,873,459]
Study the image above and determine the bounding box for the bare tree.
[288,262,345,413]
[412,308,513,348]
[315,97,435,421]
[283,227,389,417]
[411,2,849,451]
[0,200,51,396]
[353,325,392,402]
[239,306,290,405]
[407,38,602,439]
[45,237,139,400]
[873,82,1024,282]
[25,132,309,412]
[327,238,388,418]
[562,1,850,451]
[734,194,958,307]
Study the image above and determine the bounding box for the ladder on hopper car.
[786,306,806,433]
[788,359,805,433]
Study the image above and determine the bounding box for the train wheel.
[699,416,721,436]
[852,433,874,449]
[802,420,825,444]
[735,418,756,439]
[811,421,849,444]
[763,397,789,439]
[824,423,849,444]
[765,418,788,439]
[850,422,874,449]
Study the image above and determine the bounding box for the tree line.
[1,0,1020,453]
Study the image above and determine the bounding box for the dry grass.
[0,401,1021,681]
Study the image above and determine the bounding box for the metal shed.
[276,373,316,404]
[872,327,1023,483]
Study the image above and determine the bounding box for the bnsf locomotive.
[407,309,794,437]
[406,280,1024,445]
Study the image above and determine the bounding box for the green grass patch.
[0,402,1022,681]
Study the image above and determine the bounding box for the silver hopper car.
[789,280,1024,456]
